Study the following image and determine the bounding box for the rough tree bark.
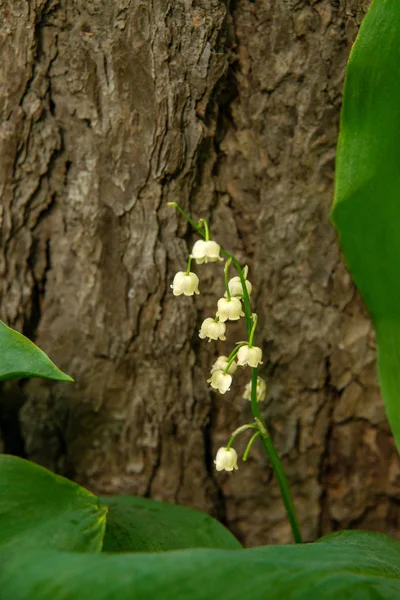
[1,0,398,546]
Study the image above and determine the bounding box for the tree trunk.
[2,0,397,547]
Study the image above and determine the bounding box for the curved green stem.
[224,258,232,301]
[242,431,261,461]
[168,203,205,236]
[262,435,303,544]
[223,344,242,375]
[198,218,210,241]
[221,252,252,337]
[251,368,303,544]
[226,424,259,450]
[248,314,258,348]
[186,256,192,275]
[222,342,247,375]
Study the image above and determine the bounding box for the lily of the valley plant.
[169,203,303,544]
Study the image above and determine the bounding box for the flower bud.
[211,355,237,375]
[199,318,226,342]
[224,276,252,298]
[191,240,222,264]
[214,447,239,472]
[207,369,232,394]
[243,377,267,402]
[216,297,244,322]
[237,344,263,368]
[170,271,200,296]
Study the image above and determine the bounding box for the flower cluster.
[171,237,262,385]
[168,205,302,545]
[170,211,264,473]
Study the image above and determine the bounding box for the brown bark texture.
[2,0,398,547]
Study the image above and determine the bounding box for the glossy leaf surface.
[1,531,400,599]
[0,319,73,382]
[100,495,241,552]
[0,455,106,552]
[332,0,400,449]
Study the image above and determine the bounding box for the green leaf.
[1,531,400,599]
[0,455,106,552]
[0,319,73,382]
[331,0,400,449]
[100,495,241,552]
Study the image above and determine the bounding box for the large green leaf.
[0,319,73,382]
[1,531,400,599]
[100,495,241,552]
[332,0,400,449]
[0,455,106,552]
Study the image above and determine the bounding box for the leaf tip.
[50,367,74,383]
[58,372,74,383]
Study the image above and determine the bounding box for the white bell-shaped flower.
[243,377,267,402]
[211,355,237,375]
[191,240,222,264]
[225,276,252,298]
[214,447,239,472]
[216,297,244,322]
[170,271,200,296]
[237,344,263,368]
[199,318,226,342]
[207,369,232,394]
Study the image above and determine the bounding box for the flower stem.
[250,368,303,544]
[198,218,210,241]
[242,431,261,461]
[168,202,205,236]
[248,314,258,348]
[224,258,232,301]
[226,423,259,450]
[221,252,252,337]
[223,344,244,375]
[186,256,192,275]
